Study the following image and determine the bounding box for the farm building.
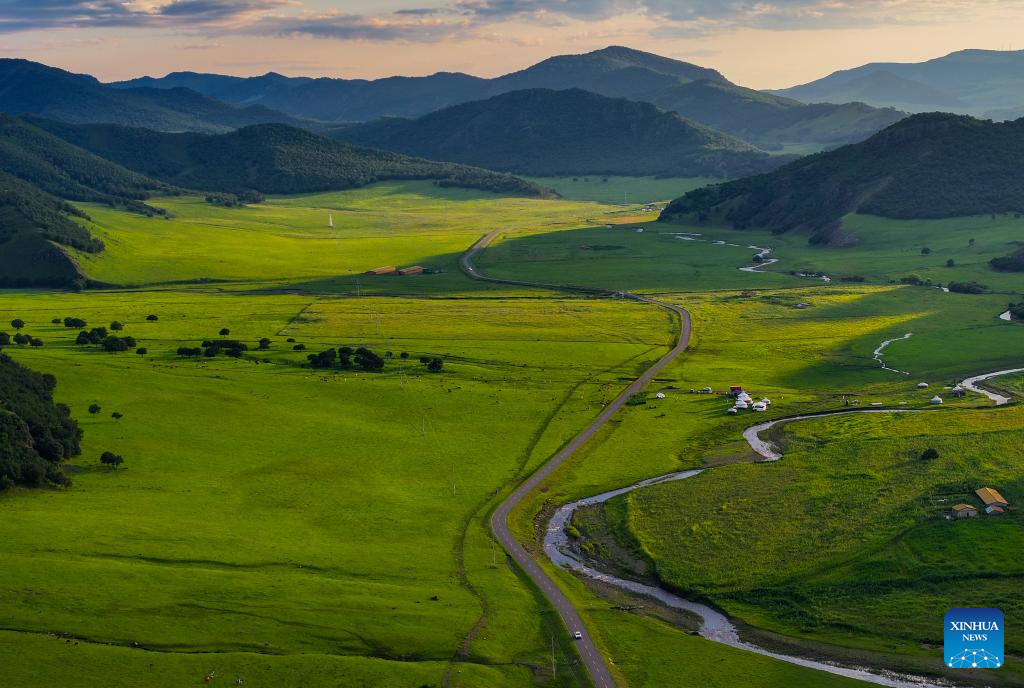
[366,265,397,276]
[951,503,978,518]
[976,487,1009,508]
[398,266,424,276]
[986,505,1006,515]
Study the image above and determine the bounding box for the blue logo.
[945,608,1003,669]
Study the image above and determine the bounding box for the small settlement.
[950,486,1010,518]
[727,385,770,415]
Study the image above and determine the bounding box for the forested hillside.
[661,113,1024,238]
[0,114,173,211]
[0,354,82,490]
[331,89,788,178]
[32,120,547,197]
[0,171,96,287]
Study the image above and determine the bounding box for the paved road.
[461,230,692,688]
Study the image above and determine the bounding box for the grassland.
[2,177,1022,688]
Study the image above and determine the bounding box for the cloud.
[0,0,1014,39]
[0,0,291,32]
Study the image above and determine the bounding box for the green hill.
[30,119,546,197]
[0,59,305,133]
[331,89,787,178]
[0,171,96,287]
[0,114,173,211]
[660,113,1024,240]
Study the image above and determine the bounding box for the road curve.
[462,230,692,688]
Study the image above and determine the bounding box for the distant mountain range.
[773,49,1024,119]
[0,59,306,133]
[331,89,790,178]
[113,46,905,150]
[660,113,1024,240]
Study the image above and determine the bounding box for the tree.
[258,338,271,350]
[146,314,158,321]
[946,258,955,267]
[968,238,976,247]
[136,348,148,355]
[29,338,43,348]
[400,351,410,359]
[88,403,101,416]
[920,247,931,255]
[427,357,444,372]
[219,328,230,336]
[100,451,124,469]
[110,321,124,331]
[63,317,87,329]
[111,412,123,420]
[920,447,939,461]
[0,332,9,346]
[11,319,24,330]
[51,318,61,324]
[293,343,306,351]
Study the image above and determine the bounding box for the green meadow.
[526,176,715,205]
[2,179,1023,687]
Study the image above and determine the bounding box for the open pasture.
[0,288,672,687]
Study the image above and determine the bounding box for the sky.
[2,1,1024,88]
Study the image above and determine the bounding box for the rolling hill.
[660,113,1024,240]
[114,46,905,149]
[330,89,788,178]
[0,170,96,288]
[0,114,173,211]
[774,49,1024,118]
[0,59,305,133]
[29,119,548,197]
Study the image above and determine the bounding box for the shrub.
[100,451,124,469]
[900,274,925,286]
[146,314,159,321]
[293,343,306,351]
[88,403,101,415]
[258,338,271,350]
[920,247,931,255]
[219,328,230,336]
[136,348,147,355]
[945,258,955,267]
[286,337,296,343]
[29,338,43,347]
[51,318,61,324]
[947,281,987,294]
[110,321,124,331]
[111,412,123,420]
[400,351,410,359]
[426,357,444,372]
[920,447,939,461]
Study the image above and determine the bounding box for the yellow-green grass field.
[2,177,1022,688]
[0,289,672,687]
[72,183,630,295]
[604,407,1024,685]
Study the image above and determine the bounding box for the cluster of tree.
[30,120,549,198]
[100,335,137,352]
[205,191,264,207]
[100,451,124,469]
[200,339,248,358]
[1,332,43,347]
[176,347,203,357]
[63,317,87,328]
[990,251,1024,272]
[418,355,445,372]
[1007,301,1024,321]
[660,114,1024,237]
[332,89,786,179]
[307,346,387,371]
[75,327,109,344]
[947,281,988,294]
[0,354,82,490]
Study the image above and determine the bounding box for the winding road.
[461,230,692,688]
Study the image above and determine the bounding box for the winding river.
[541,371,1022,687]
